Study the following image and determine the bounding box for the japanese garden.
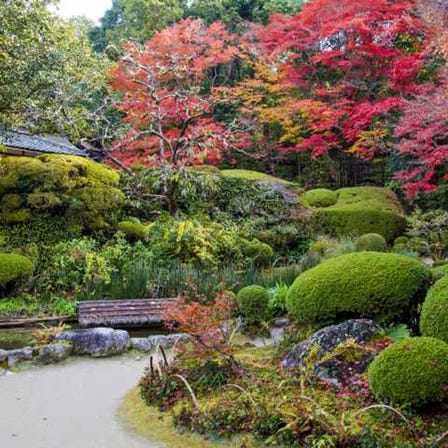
[1,1,448,447]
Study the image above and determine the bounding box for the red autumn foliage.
[230,0,426,161]
[162,292,237,362]
[110,18,239,168]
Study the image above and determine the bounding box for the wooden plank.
[0,316,73,329]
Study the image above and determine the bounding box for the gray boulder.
[131,333,190,353]
[7,347,34,367]
[55,328,130,357]
[0,349,7,363]
[282,319,385,385]
[37,343,73,364]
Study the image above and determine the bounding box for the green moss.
[220,169,299,189]
[302,188,338,207]
[432,264,448,279]
[286,252,431,326]
[237,285,270,325]
[0,253,34,290]
[368,337,448,407]
[420,276,448,344]
[0,155,123,232]
[355,233,387,252]
[316,187,406,241]
[117,221,148,241]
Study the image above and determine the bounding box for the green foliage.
[407,210,448,260]
[220,169,297,188]
[237,285,270,326]
[286,252,432,327]
[432,264,448,280]
[242,239,273,268]
[0,155,123,232]
[0,253,34,294]
[315,187,406,241]
[268,282,289,316]
[117,220,148,241]
[420,276,448,344]
[256,224,307,254]
[355,233,387,252]
[302,188,338,208]
[407,237,431,256]
[368,337,448,407]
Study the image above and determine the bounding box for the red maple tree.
[110,18,239,168]
[228,0,426,162]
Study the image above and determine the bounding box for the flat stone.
[273,318,291,328]
[131,334,190,353]
[7,347,34,367]
[282,319,385,385]
[55,328,130,358]
[37,344,73,364]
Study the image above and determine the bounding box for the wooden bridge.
[77,298,177,328]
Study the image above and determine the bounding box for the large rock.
[37,343,73,364]
[7,347,34,367]
[131,333,190,353]
[55,328,130,357]
[282,319,385,385]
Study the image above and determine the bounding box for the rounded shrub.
[117,221,147,241]
[0,253,34,290]
[355,233,387,252]
[286,252,431,326]
[237,285,270,325]
[368,337,448,407]
[420,276,448,343]
[302,188,338,208]
[407,237,430,256]
[432,264,448,280]
[394,236,409,245]
[316,187,406,242]
[243,239,274,268]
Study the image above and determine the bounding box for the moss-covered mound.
[315,187,406,241]
[0,253,34,290]
[302,188,338,207]
[355,233,387,252]
[420,276,448,344]
[0,155,123,231]
[117,221,148,241]
[368,337,448,407]
[286,252,431,326]
[220,169,300,190]
[237,285,270,325]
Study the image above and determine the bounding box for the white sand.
[0,356,163,448]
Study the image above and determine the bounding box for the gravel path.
[0,356,163,448]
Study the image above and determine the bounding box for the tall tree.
[110,18,240,168]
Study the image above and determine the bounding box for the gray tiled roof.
[0,130,88,157]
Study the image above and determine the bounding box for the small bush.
[0,253,34,292]
[286,252,431,327]
[368,337,448,407]
[237,285,270,326]
[432,264,448,280]
[420,276,448,344]
[117,221,147,241]
[316,187,406,241]
[302,188,338,207]
[355,233,387,252]
[243,239,273,267]
[394,236,409,245]
[407,237,430,256]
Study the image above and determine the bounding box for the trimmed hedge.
[286,252,431,326]
[368,337,448,407]
[355,233,387,252]
[302,188,338,207]
[420,276,448,343]
[220,169,300,190]
[0,253,34,291]
[237,285,270,325]
[315,187,406,242]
